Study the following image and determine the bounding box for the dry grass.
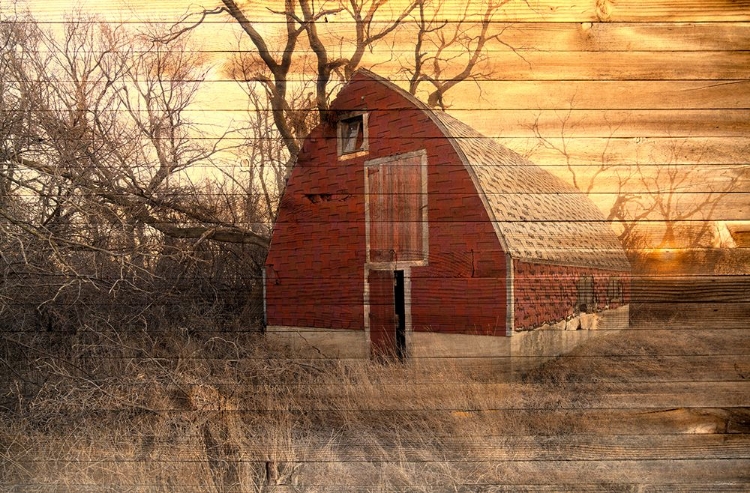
[1,303,747,491]
[0,323,567,491]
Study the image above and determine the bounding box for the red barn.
[264,70,630,368]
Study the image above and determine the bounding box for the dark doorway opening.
[394,270,406,360]
[368,269,407,361]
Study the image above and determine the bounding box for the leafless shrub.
[0,7,268,336]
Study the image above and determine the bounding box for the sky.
[11,0,750,249]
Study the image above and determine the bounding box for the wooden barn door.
[368,269,406,360]
[365,150,426,360]
[367,152,425,263]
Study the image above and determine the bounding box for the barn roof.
[354,70,631,272]
[433,112,631,271]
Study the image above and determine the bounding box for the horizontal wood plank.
[370,51,750,81]
[6,485,746,492]
[12,458,745,486]
[21,22,750,54]
[191,108,750,138]
[453,109,750,138]
[488,22,750,52]
[13,434,750,462]
[465,80,750,110]
[16,381,748,411]
[189,80,750,112]
[181,22,750,52]
[5,407,747,435]
[27,0,750,23]
[297,459,750,486]
[500,136,750,165]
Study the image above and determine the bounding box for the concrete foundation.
[265,326,368,359]
[266,305,629,378]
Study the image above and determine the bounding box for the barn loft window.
[337,113,368,158]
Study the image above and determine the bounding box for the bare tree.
[184,0,520,216]
[3,14,268,242]
[208,0,424,161]
[404,0,519,109]
[234,88,293,222]
[1,1,525,329]
[223,48,318,220]
[529,107,742,254]
[633,140,741,250]
[0,11,266,331]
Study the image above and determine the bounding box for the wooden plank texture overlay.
[0,0,748,491]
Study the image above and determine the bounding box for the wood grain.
[424,109,750,138]
[28,0,750,23]
[367,51,750,81]
[188,79,750,113]
[4,0,750,490]
[191,108,750,137]
[175,22,750,52]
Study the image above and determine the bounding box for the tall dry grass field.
[2,295,749,491]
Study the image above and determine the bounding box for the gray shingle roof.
[432,111,631,271]
[356,70,630,272]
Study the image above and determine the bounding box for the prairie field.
[1,279,749,492]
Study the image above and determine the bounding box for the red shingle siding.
[513,260,631,330]
[266,71,629,338]
[410,161,508,335]
[265,73,508,335]
[265,123,366,330]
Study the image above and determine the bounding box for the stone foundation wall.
[411,305,628,377]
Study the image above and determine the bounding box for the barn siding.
[513,260,631,330]
[349,75,509,336]
[267,71,638,338]
[266,73,509,336]
[265,124,366,330]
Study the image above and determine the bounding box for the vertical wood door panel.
[368,153,424,263]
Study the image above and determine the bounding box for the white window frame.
[337,112,369,159]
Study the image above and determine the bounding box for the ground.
[1,291,749,491]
